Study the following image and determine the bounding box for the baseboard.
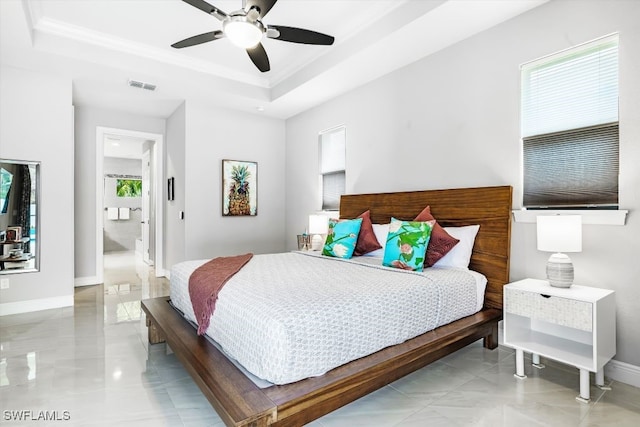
[160,269,170,279]
[0,294,74,316]
[74,276,101,287]
[605,359,640,389]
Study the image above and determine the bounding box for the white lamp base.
[546,252,574,288]
[311,234,324,251]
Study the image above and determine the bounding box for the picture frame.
[6,226,21,242]
[116,178,142,197]
[222,160,257,216]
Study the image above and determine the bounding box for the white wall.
[0,65,74,314]
[74,106,165,280]
[164,103,186,271]
[73,100,286,279]
[285,0,640,367]
[181,103,286,262]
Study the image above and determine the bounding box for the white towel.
[119,207,130,220]
[107,207,119,220]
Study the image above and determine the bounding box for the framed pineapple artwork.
[222,160,257,216]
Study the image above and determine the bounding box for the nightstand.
[503,278,616,402]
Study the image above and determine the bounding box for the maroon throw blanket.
[188,253,253,335]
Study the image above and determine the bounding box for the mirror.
[0,159,40,274]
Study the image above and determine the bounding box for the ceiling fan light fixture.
[224,19,263,48]
[173,0,335,72]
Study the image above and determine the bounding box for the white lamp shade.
[536,215,582,253]
[308,214,329,235]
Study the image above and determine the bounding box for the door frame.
[141,148,151,265]
[95,126,165,283]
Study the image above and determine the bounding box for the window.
[521,35,619,209]
[0,167,13,214]
[319,126,346,211]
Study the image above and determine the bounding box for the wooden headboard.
[339,186,512,310]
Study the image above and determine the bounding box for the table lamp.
[308,214,329,251]
[536,215,582,288]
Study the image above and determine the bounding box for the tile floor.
[1,251,639,426]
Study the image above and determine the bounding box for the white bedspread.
[170,251,486,385]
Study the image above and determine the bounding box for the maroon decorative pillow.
[414,206,459,267]
[352,210,382,256]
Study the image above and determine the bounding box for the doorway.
[95,127,164,285]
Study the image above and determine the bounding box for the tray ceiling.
[0,0,548,118]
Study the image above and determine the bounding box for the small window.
[521,35,619,208]
[319,126,346,211]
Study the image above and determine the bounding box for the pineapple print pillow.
[382,218,436,272]
[322,218,363,259]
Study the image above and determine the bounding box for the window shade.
[521,35,619,209]
[322,171,345,211]
[523,123,619,208]
[522,36,618,137]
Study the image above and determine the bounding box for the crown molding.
[32,16,270,88]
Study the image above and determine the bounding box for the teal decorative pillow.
[322,218,363,259]
[382,218,435,272]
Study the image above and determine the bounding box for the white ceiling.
[103,134,149,159]
[0,0,548,119]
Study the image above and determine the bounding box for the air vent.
[128,79,157,91]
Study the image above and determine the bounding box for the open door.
[142,149,151,265]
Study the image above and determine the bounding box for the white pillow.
[363,223,389,257]
[433,225,480,269]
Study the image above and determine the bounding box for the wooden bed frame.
[141,185,512,426]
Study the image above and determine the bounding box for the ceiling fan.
[172,0,335,72]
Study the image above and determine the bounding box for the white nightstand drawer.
[505,288,592,332]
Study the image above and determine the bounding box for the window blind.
[523,123,619,208]
[322,171,345,211]
[521,35,619,208]
[522,36,618,137]
[320,128,346,174]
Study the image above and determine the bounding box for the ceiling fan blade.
[244,0,277,19]
[246,43,270,72]
[182,0,227,21]
[172,31,224,49]
[267,25,334,45]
